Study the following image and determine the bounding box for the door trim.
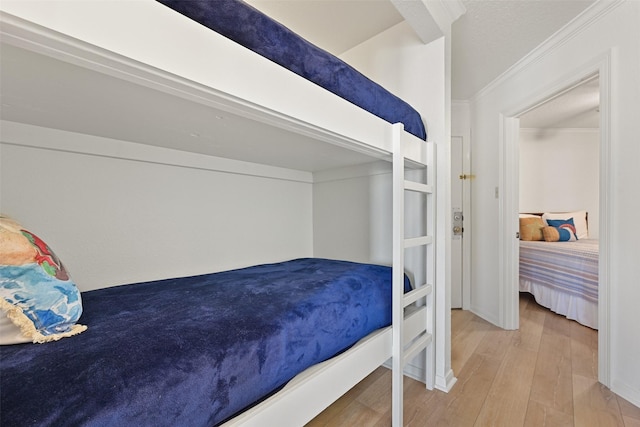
[498,51,612,386]
[450,131,471,310]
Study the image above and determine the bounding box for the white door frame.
[498,51,612,386]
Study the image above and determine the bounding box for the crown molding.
[472,0,624,102]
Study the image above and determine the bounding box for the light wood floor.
[307,293,640,426]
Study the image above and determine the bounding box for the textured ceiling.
[452,0,595,100]
[520,76,599,129]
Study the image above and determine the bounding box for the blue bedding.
[156,0,427,141]
[0,258,409,426]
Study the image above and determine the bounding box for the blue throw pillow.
[546,218,578,240]
[0,216,86,344]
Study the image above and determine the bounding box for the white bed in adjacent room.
[519,211,598,329]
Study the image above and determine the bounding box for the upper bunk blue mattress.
[156,0,427,141]
[1,258,410,426]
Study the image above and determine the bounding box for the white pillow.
[542,211,588,239]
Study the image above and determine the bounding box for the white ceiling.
[451,0,595,101]
[519,76,600,129]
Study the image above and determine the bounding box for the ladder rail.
[424,138,436,390]
[391,124,405,427]
[391,123,436,427]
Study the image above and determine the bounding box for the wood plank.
[623,416,640,427]
[511,298,545,352]
[417,353,503,426]
[450,317,492,373]
[474,345,538,426]
[451,308,475,335]
[523,399,574,427]
[570,320,598,380]
[355,367,393,414]
[618,395,640,424]
[474,323,514,363]
[313,400,384,426]
[529,331,574,415]
[573,374,625,426]
[308,295,640,427]
[399,375,439,426]
[306,367,388,426]
[541,306,573,338]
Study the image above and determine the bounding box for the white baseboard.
[435,368,457,392]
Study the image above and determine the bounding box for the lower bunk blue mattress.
[1,258,409,426]
[156,0,427,141]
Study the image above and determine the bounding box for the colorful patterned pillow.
[543,211,588,239]
[546,218,578,239]
[0,216,86,344]
[519,216,545,241]
[542,224,578,242]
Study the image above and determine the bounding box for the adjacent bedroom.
[518,75,600,331]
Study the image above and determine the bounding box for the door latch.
[453,211,463,236]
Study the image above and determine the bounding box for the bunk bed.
[0,1,438,426]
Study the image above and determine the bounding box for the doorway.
[498,52,612,386]
[517,75,600,330]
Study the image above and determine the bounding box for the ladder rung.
[403,284,433,308]
[403,306,425,344]
[404,235,433,248]
[403,333,432,366]
[404,180,433,194]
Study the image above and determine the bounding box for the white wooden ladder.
[391,123,436,426]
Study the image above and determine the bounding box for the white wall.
[338,23,447,289]
[325,21,446,283]
[341,22,446,147]
[313,164,384,264]
[452,101,470,135]
[0,123,313,291]
[316,22,452,388]
[465,0,640,405]
[519,128,599,238]
[316,22,444,302]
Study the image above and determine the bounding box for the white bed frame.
[0,2,437,425]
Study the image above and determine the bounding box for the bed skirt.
[520,279,597,329]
